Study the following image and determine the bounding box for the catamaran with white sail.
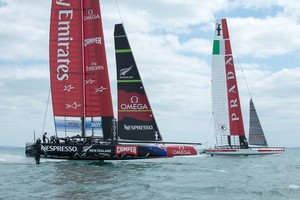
[205,19,285,156]
[25,0,200,162]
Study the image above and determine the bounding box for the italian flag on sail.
[213,40,225,55]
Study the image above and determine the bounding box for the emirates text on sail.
[56,1,72,81]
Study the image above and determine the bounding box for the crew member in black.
[35,138,41,164]
[43,132,48,143]
[55,136,60,144]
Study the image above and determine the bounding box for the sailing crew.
[43,132,48,143]
[55,136,60,144]
[50,136,54,143]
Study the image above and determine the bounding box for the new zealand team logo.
[120,65,133,79]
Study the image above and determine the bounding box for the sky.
[0,0,299,147]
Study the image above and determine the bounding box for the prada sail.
[212,19,246,146]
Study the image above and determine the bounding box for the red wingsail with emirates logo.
[50,0,84,117]
[49,0,113,138]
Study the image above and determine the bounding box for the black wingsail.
[114,24,163,141]
[249,98,268,146]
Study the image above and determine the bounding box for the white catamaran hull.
[205,147,285,156]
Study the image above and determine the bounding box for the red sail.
[50,0,84,117]
[83,0,113,117]
[50,0,113,118]
[222,19,245,136]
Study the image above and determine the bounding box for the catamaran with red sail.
[25,0,200,161]
[205,19,285,156]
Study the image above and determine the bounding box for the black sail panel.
[249,99,268,146]
[114,24,162,141]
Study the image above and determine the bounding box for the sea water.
[0,146,299,200]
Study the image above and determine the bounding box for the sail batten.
[116,49,132,53]
[117,80,142,83]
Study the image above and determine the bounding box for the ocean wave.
[0,154,31,164]
[289,185,300,190]
[216,169,228,173]
[40,158,67,163]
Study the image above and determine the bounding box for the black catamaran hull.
[25,143,198,160]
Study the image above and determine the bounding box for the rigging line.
[230,35,252,99]
[115,0,124,23]
[241,65,252,99]
[42,88,51,136]
[204,117,213,149]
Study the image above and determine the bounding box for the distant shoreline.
[0,146,24,149]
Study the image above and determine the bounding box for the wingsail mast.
[211,19,248,148]
[49,0,114,140]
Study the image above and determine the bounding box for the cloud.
[227,16,300,58]
[230,0,300,20]
[109,0,228,34]
[0,1,50,61]
[236,66,300,147]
